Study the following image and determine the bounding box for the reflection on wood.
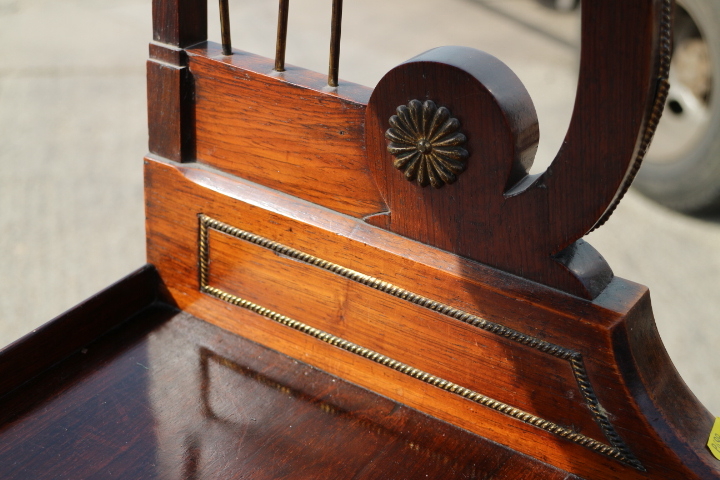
[0,303,584,479]
[198,214,640,468]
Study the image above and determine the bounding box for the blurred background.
[1,0,719,413]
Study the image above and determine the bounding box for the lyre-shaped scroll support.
[365,0,672,299]
[147,0,670,301]
[143,0,720,477]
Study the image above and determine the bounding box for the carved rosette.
[385,99,469,188]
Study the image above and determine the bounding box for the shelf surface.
[0,301,577,479]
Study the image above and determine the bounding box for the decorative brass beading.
[590,0,672,231]
[386,99,469,188]
[198,214,644,471]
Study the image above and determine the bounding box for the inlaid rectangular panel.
[145,157,670,479]
[199,214,639,469]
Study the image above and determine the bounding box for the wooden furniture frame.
[0,0,718,478]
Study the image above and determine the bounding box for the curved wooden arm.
[365,0,671,299]
[521,0,672,246]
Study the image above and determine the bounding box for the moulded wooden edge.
[144,157,720,479]
[186,42,373,105]
[614,293,720,478]
[0,264,165,399]
[185,49,385,218]
[170,155,647,325]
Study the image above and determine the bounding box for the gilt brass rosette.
[386,99,469,188]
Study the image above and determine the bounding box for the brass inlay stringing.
[591,0,672,231]
[198,214,644,471]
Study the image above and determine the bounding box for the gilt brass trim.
[198,214,643,471]
[386,99,469,188]
[591,0,672,231]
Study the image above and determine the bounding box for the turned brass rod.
[219,0,232,55]
[328,0,343,87]
[275,0,290,71]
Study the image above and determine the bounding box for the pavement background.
[1,0,719,414]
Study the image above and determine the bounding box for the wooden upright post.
[147,0,208,162]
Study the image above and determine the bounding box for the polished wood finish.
[147,57,195,162]
[365,46,612,299]
[144,156,720,479]
[179,1,667,298]
[149,41,186,66]
[0,309,579,480]
[0,265,160,397]
[151,0,206,47]
[187,43,384,218]
[2,0,716,478]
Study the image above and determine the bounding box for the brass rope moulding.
[386,99,469,188]
[591,0,672,232]
[197,214,644,471]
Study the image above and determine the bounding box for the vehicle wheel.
[535,0,579,12]
[634,0,720,213]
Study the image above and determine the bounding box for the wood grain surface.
[365,46,613,299]
[187,43,386,218]
[1,0,714,478]
[365,0,667,299]
[0,309,580,480]
[151,0,206,47]
[176,1,666,299]
[145,156,720,479]
[0,265,160,398]
[123,0,719,478]
[147,58,194,162]
[204,222,607,443]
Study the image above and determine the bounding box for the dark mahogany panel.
[0,310,577,480]
[0,265,160,398]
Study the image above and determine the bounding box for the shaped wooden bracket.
[365,0,671,299]
[140,1,720,478]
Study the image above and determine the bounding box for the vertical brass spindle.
[328,0,343,87]
[275,0,290,71]
[273,0,290,71]
[219,0,232,56]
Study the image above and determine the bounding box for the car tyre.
[535,0,580,12]
[634,0,720,213]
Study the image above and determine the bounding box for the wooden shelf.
[0,267,576,479]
